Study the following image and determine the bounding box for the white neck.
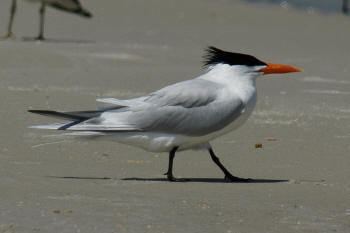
[198,64,261,103]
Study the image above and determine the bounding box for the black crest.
[203,46,267,67]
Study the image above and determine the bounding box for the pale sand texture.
[0,0,349,232]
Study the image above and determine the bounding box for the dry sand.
[0,0,349,232]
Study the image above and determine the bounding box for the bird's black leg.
[2,0,17,39]
[164,146,179,182]
[208,147,251,182]
[343,0,349,14]
[36,0,46,40]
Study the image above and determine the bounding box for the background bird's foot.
[35,35,45,41]
[225,174,252,183]
[1,32,15,40]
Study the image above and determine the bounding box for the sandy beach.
[0,0,349,232]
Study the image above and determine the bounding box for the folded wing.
[67,79,245,136]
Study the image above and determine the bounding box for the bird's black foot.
[35,35,45,41]
[164,172,189,182]
[164,171,177,182]
[225,174,252,183]
[1,32,15,40]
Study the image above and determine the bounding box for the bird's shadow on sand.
[21,37,95,44]
[122,177,289,183]
[47,176,288,183]
[47,176,112,180]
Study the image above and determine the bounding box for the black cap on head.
[203,46,267,67]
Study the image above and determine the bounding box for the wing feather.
[69,79,244,135]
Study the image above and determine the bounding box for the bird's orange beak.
[260,63,301,75]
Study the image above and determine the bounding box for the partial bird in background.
[29,47,301,182]
[2,0,92,40]
[343,0,349,14]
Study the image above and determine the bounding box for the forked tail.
[28,109,102,130]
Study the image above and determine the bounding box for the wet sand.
[0,0,349,232]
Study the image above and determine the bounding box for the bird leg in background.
[208,147,251,182]
[164,147,179,181]
[36,0,47,40]
[343,0,349,14]
[1,0,17,39]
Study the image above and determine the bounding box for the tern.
[2,0,92,40]
[29,47,300,182]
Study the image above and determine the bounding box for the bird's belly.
[106,110,254,153]
[24,0,49,3]
[25,0,76,8]
[25,0,61,3]
[109,132,207,152]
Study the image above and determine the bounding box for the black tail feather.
[58,120,85,130]
[28,110,101,121]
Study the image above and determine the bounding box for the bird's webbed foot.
[164,172,189,182]
[224,174,252,183]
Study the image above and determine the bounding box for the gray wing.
[144,79,220,108]
[70,79,244,136]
